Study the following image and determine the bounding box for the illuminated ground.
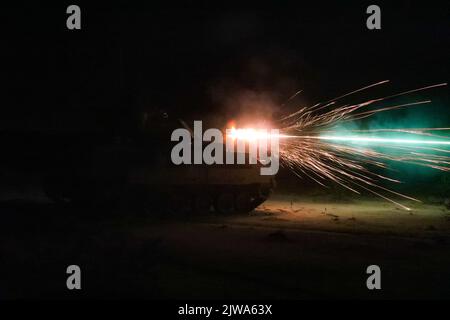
[231,193,450,236]
[1,189,450,299]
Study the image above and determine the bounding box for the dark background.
[0,0,449,186]
[2,1,448,126]
[0,0,449,301]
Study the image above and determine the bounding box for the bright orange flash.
[227,127,291,141]
[227,127,271,141]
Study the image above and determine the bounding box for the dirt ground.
[1,189,450,299]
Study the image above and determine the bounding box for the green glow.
[318,136,450,145]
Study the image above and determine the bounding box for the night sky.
[1,1,448,133]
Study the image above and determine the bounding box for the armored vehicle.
[43,118,275,214]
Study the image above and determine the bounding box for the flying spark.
[308,136,450,146]
[274,81,449,210]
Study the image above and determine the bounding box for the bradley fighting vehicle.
[43,111,275,214]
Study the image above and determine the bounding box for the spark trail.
[305,136,450,146]
[276,81,449,210]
